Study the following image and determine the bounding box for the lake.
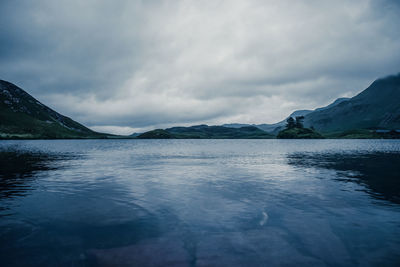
[0,139,400,266]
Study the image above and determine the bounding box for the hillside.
[303,74,400,132]
[137,125,274,139]
[223,110,313,134]
[0,80,108,139]
[256,110,313,134]
[223,73,399,136]
[223,100,350,134]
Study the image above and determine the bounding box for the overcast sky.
[1,0,400,134]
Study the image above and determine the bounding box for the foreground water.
[0,139,399,266]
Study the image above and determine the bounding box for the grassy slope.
[0,80,111,139]
[0,106,107,139]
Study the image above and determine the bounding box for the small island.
[277,116,324,139]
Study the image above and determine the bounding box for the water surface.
[0,139,399,266]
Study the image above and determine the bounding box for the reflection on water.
[0,151,54,200]
[0,149,76,203]
[287,152,400,204]
[0,140,399,266]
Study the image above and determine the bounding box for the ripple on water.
[0,139,399,266]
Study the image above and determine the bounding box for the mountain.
[137,125,274,139]
[223,100,352,135]
[222,123,252,128]
[263,100,350,135]
[129,133,141,137]
[303,74,400,133]
[314,97,349,112]
[224,72,399,136]
[256,109,313,134]
[0,80,108,139]
[136,129,173,139]
[223,110,313,134]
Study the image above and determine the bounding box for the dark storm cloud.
[1,0,400,134]
[0,1,148,98]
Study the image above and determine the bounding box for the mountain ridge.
[2,72,399,139]
[137,124,274,139]
[0,80,109,139]
[303,73,400,132]
[223,74,399,135]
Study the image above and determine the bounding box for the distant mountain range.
[1,73,399,139]
[137,125,274,139]
[223,99,351,135]
[223,109,314,135]
[0,80,108,139]
[303,74,400,132]
[223,74,400,134]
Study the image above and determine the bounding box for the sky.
[1,0,400,135]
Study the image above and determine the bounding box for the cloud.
[1,0,400,134]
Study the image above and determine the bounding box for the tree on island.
[295,116,304,128]
[286,117,296,129]
[278,116,324,139]
[286,116,304,129]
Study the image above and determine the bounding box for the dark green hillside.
[137,125,274,139]
[0,80,108,139]
[136,129,173,139]
[304,74,400,133]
